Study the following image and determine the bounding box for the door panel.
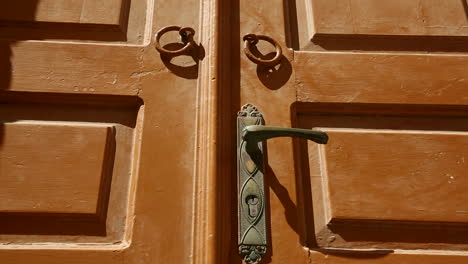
[308,0,468,37]
[231,0,468,263]
[0,98,139,243]
[297,104,468,251]
[321,129,468,223]
[1,0,127,25]
[0,0,201,263]
[296,0,468,52]
[0,0,145,42]
[295,52,468,105]
[1,122,114,215]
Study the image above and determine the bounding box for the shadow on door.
[0,0,39,147]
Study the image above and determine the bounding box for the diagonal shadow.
[0,0,40,158]
[462,0,468,22]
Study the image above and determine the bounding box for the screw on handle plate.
[237,104,328,264]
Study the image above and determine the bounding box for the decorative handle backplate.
[154,26,195,56]
[237,104,328,264]
[243,34,283,67]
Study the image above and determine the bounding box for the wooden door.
[225,0,468,263]
[0,0,210,263]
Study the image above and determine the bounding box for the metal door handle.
[237,104,328,264]
[242,125,328,153]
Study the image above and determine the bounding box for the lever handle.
[237,104,328,264]
[242,125,328,153]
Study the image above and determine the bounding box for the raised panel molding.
[0,0,128,26]
[0,0,149,43]
[308,0,468,37]
[0,122,115,215]
[295,52,468,105]
[295,0,468,51]
[295,103,468,250]
[0,94,142,243]
[322,129,468,224]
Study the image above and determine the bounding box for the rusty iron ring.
[155,26,195,56]
[243,34,282,67]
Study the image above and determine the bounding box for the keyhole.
[246,195,259,217]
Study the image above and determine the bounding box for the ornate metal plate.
[237,104,267,264]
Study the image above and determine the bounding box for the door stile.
[191,0,234,263]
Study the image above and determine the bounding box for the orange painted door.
[230,0,468,263]
[0,0,203,263]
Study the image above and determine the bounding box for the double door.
[1,0,468,263]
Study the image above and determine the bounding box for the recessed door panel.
[309,0,468,37]
[0,122,114,214]
[295,52,468,105]
[322,129,468,224]
[0,96,141,243]
[0,0,148,43]
[0,0,127,26]
[0,0,201,262]
[297,104,468,250]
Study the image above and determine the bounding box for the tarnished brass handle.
[243,125,328,154]
[154,26,195,56]
[237,104,328,264]
[243,34,283,67]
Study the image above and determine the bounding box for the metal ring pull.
[155,26,195,56]
[243,34,283,67]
